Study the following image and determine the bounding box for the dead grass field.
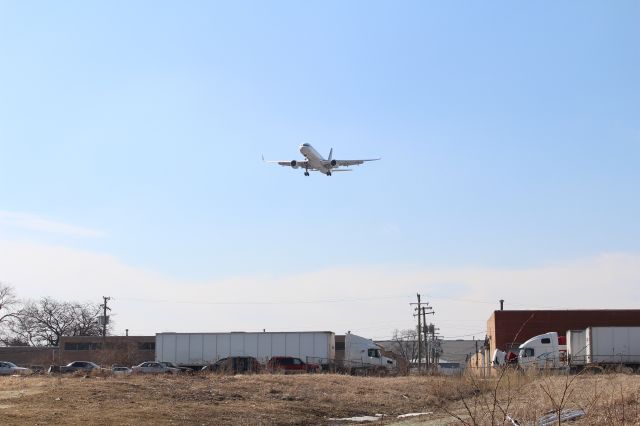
[0,372,638,425]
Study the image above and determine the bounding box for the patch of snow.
[328,414,383,422]
[397,412,433,419]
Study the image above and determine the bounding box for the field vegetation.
[0,371,638,425]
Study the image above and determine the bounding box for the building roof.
[375,339,478,364]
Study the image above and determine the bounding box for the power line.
[441,331,487,339]
[115,294,410,305]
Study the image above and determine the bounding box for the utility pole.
[100,296,111,339]
[431,324,441,366]
[421,305,434,370]
[410,293,422,373]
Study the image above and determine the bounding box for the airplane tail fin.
[328,148,333,161]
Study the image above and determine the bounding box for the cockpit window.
[519,348,534,358]
[301,143,310,147]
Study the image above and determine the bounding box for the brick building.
[0,346,59,367]
[58,335,155,366]
[464,309,640,376]
[487,309,640,357]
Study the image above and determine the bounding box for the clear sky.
[0,1,638,341]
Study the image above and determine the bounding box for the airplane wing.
[334,158,381,167]
[274,160,310,168]
[262,156,311,169]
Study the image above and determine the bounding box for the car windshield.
[4,362,17,368]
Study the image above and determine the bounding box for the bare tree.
[11,297,106,346]
[389,328,421,374]
[0,284,21,345]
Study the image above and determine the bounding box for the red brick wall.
[488,310,640,354]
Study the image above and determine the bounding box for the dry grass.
[432,369,640,425]
[0,372,638,425]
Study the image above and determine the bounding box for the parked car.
[132,361,180,374]
[0,361,32,375]
[158,361,191,373]
[266,357,321,374]
[49,361,102,374]
[111,366,132,376]
[206,357,262,374]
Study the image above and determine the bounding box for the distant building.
[0,346,59,367]
[376,339,477,373]
[59,335,155,366]
[466,309,640,375]
[437,359,463,375]
[487,309,640,358]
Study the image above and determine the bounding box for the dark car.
[206,357,262,374]
[49,361,102,374]
[266,357,320,374]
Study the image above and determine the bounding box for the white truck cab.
[518,332,566,369]
[345,333,396,372]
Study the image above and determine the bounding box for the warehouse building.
[0,346,59,368]
[467,309,640,375]
[58,335,155,365]
[487,309,640,357]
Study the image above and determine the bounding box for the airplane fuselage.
[299,144,333,174]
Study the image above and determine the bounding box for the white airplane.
[263,143,380,176]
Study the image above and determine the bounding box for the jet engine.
[330,159,337,167]
[290,160,298,169]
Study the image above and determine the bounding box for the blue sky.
[0,1,638,339]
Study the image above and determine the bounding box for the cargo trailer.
[156,331,335,369]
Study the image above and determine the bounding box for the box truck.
[517,327,640,370]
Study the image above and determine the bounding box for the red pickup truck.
[266,356,321,374]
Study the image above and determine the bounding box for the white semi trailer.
[517,326,640,370]
[567,327,640,367]
[156,331,335,369]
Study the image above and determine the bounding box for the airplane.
[263,143,380,176]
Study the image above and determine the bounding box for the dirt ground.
[0,372,638,425]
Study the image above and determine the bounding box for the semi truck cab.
[345,333,396,372]
[518,332,566,369]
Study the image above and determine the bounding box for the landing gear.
[326,171,332,176]
[304,171,309,176]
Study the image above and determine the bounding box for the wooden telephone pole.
[410,293,422,372]
[100,296,111,338]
